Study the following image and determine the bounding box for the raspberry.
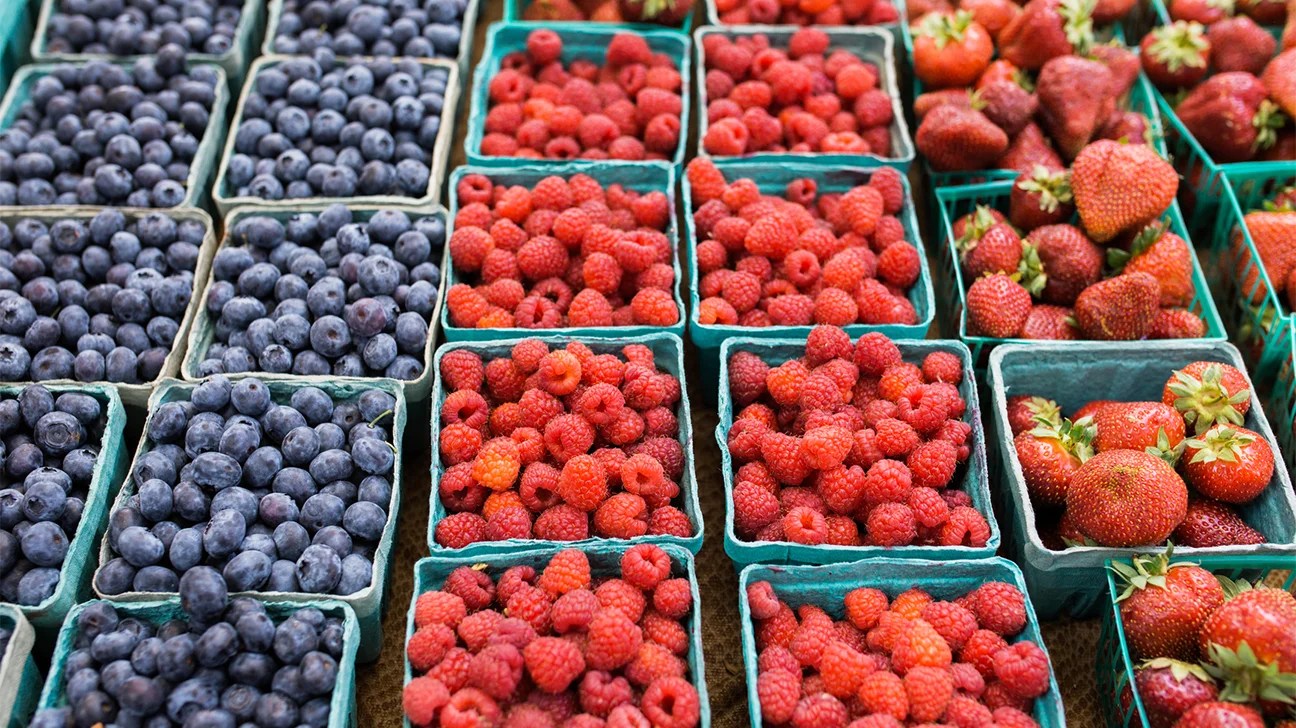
[544,414,595,463]
[878,243,920,288]
[648,506,692,537]
[961,629,1009,678]
[805,325,853,365]
[820,640,872,698]
[485,358,526,402]
[472,438,523,493]
[593,493,649,538]
[580,671,633,718]
[455,609,503,652]
[607,33,652,66]
[641,609,689,654]
[503,705,554,728]
[861,458,911,503]
[801,426,853,469]
[994,706,1042,728]
[643,406,678,438]
[727,351,770,407]
[703,117,750,155]
[839,186,884,236]
[907,440,958,490]
[993,642,1051,699]
[595,579,647,622]
[630,288,679,325]
[757,669,801,724]
[506,583,553,634]
[968,582,1027,637]
[920,602,977,654]
[902,666,954,723]
[521,637,585,694]
[527,30,563,65]
[625,642,686,687]
[586,609,642,670]
[858,670,908,721]
[534,549,591,597]
[791,693,848,728]
[429,649,472,693]
[435,512,487,548]
[817,464,866,514]
[853,332,902,377]
[945,694,995,727]
[443,567,496,610]
[890,587,934,618]
[440,350,486,392]
[746,580,783,621]
[408,623,456,671]
[617,543,669,590]
[632,437,685,480]
[467,643,524,700]
[415,590,468,630]
[866,167,905,215]
[813,287,859,325]
[866,502,916,546]
[404,676,451,726]
[983,681,1029,712]
[907,487,951,530]
[486,617,537,651]
[607,705,650,728]
[553,455,607,512]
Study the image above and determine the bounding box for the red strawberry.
[1111,223,1195,308]
[963,0,1023,38]
[1035,56,1117,160]
[960,222,1024,278]
[1151,309,1207,339]
[1020,224,1103,305]
[976,58,1029,89]
[999,0,1097,70]
[1162,361,1251,434]
[1098,110,1153,146]
[1074,272,1161,340]
[1237,0,1287,23]
[619,0,693,24]
[1262,48,1296,119]
[1089,42,1142,96]
[978,80,1038,137]
[1066,449,1187,546]
[1110,548,1226,660]
[1200,587,1296,704]
[965,272,1032,337]
[1006,394,1063,435]
[916,105,1011,171]
[1172,497,1266,547]
[1072,140,1178,243]
[1182,424,1274,503]
[523,0,587,19]
[1014,416,1094,506]
[1092,401,1186,454]
[1093,0,1138,23]
[1172,702,1265,728]
[997,123,1066,173]
[1010,166,1075,232]
[1235,209,1296,308]
[1140,22,1212,89]
[1129,660,1219,728]
[1209,16,1277,76]
[1073,399,1116,421]
[911,10,996,88]
[953,205,1008,241]
[1021,304,1079,339]
[1168,0,1233,24]
[1176,72,1284,162]
[914,88,976,119]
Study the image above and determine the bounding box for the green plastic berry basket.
[986,341,1296,619]
[405,544,710,728]
[933,178,1227,374]
[32,0,265,87]
[505,0,694,32]
[0,207,218,408]
[465,22,692,169]
[92,377,407,663]
[0,383,126,635]
[717,335,998,565]
[0,605,40,728]
[1264,318,1296,476]
[179,204,447,403]
[36,597,360,727]
[0,0,34,97]
[440,161,688,343]
[738,557,1066,728]
[683,158,936,395]
[1095,553,1296,728]
[0,61,229,210]
[694,25,915,170]
[212,54,460,218]
[427,332,703,555]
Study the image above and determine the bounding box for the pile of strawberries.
[1227,181,1296,312]
[434,338,693,548]
[955,139,1211,341]
[712,0,900,26]
[726,325,992,548]
[700,29,900,157]
[480,30,684,161]
[748,578,1052,726]
[1111,548,1296,727]
[909,0,1156,173]
[1010,360,1274,549]
[403,545,701,727]
[445,171,681,330]
[521,0,693,26]
[688,159,923,328]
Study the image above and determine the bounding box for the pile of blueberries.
[42,0,246,58]
[271,0,468,60]
[95,376,398,599]
[195,205,440,380]
[0,385,106,606]
[29,597,345,728]
[0,209,202,384]
[0,47,220,207]
[223,56,448,200]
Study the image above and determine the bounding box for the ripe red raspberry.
[993,642,1051,699]
[521,637,585,694]
[813,287,859,325]
[536,549,591,596]
[788,27,830,57]
[618,543,670,590]
[861,458,912,503]
[415,590,468,630]
[907,440,958,490]
[630,288,679,325]
[625,641,686,687]
[866,167,905,214]
[907,486,951,529]
[685,158,727,205]
[801,426,853,470]
[648,506,692,537]
[648,577,691,620]
[791,692,848,728]
[968,582,1027,637]
[631,437,685,480]
[440,422,483,466]
[549,589,597,635]
[816,464,866,514]
[842,587,888,631]
[757,668,801,724]
[746,580,782,621]
[593,493,649,538]
[638,676,699,728]
[922,601,978,652]
[866,502,916,546]
[703,117,750,155]
[408,623,456,671]
[641,608,689,655]
[535,504,589,542]
[840,186,884,236]
[404,676,451,727]
[819,640,871,699]
[442,389,489,431]
[484,358,525,402]
[556,455,608,512]
[543,413,595,463]
[576,671,632,719]
[526,30,563,64]
[904,665,955,723]
[466,643,524,700]
[435,512,487,548]
[874,418,920,458]
[428,649,472,693]
[804,325,853,365]
[473,439,522,493]
[878,243,920,288]
[595,579,647,624]
[440,350,485,392]
[782,506,827,545]
[858,670,908,721]
[961,629,1009,678]
[586,608,642,671]
[442,566,495,610]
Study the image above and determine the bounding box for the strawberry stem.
[1148,21,1210,73]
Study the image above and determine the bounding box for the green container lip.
[0,603,36,727]
[465,22,692,169]
[692,24,915,169]
[178,204,447,403]
[738,557,1066,728]
[404,543,711,728]
[0,60,230,210]
[681,158,936,352]
[440,161,688,342]
[716,335,1001,564]
[426,332,704,555]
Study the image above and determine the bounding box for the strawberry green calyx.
[1030,415,1095,462]
[1017,243,1047,297]
[1148,21,1210,72]
[1026,396,1063,428]
[638,0,680,19]
[1146,427,1187,466]
[966,88,988,111]
[1205,0,1235,13]
[1110,544,1178,601]
[1140,658,1216,685]
[1168,363,1249,434]
[917,10,976,49]
[1017,165,1074,214]
[1109,222,1166,271]
[956,205,1000,253]
[1058,0,1098,55]
[1204,641,1296,705]
[1252,100,1288,152]
[1184,426,1257,465]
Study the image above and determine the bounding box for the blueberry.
[17,567,61,605]
[179,566,228,621]
[272,616,319,664]
[294,544,341,593]
[117,526,165,567]
[202,509,246,559]
[166,678,219,724]
[231,378,272,416]
[21,520,69,567]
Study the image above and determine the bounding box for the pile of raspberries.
[689,158,921,328]
[726,325,991,548]
[403,545,702,728]
[433,338,692,548]
[711,0,900,27]
[480,29,684,161]
[446,172,681,330]
[701,28,897,157]
[747,579,1052,726]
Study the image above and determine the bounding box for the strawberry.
[1182,425,1274,503]
[523,0,587,19]
[1092,401,1186,454]
[962,0,1023,38]
[1110,548,1226,660]
[1262,48,1296,119]
[1110,224,1195,308]
[1007,394,1063,435]
[1098,110,1153,146]
[1010,166,1074,232]
[999,0,1097,70]
[953,205,1008,241]
[1093,0,1138,23]
[1073,399,1115,421]
[1151,309,1207,339]
[1208,16,1277,76]
[965,272,1032,337]
[1237,0,1287,23]
[1200,586,1296,704]
[1021,304,1079,339]
[1035,56,1116,160]
[998,123,1066,172]
[915,105,1010,172]
[1014,416,1094,506]
[619,0,693,24]
[912,11,996,88]
[1235,209,1296,308]
[1072,140,1178,243]
[914,88,977,119]
[1130,660,1219,728]
[979,81,1038,137]
[1089,42,1142,97]
[1168,0,1234,24]
[1020,224,1103,305]
[1172,497,1266,547]
[976,59,1029,90]
[1162,361,1251,434]
[1140,22,1212,89]
[1172,702,1265,728]
[1074,272,1161,340]
[1283,0,1296,50]
[1176,72,1285,163]
[959,222,1024,278]
[1066,449,1187,546]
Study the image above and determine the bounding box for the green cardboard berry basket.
[0,0,34,97]
[738,557,1066,728]
[933,179,1227,373]
[1095,553,1295,728]
[466,22,691,169]
[440,161,688,343]
[31,0,265,86]
[405,544,710,728]
[987,341,1296,619]
[694,25,915,170]
[427,333,703,555]
[0,383,126,634]
[1264,318,1296,475]
[180,204,447,403]
[92,377,407,663]
[0,207,218,408]
[717,336,997,565]
[212,54,460,218]
[682,159,936,395]
[0,605,40,728]
[505,0,694,32]
[0,61,229,211]
[36,597,360,726]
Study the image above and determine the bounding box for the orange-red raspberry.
[521,637,585,694]
[945,694,995,727]
[435,512,487,548]
[866,502,916,546]
[961,629,1010,678]
[994,706,1042,728]
[820,640,872,698]
[904,665,955,722]
[992,642,1051,699]
[551,588,599,636]
[625,642,686,687]
[783,506,828,545]
[922,601,978,652]
[408,623,456,671]
[593,493,649,538]
[586,608,642,671]
[968,582,1027,637]
[440,350,485,392]
[556,454,608,511]
[404,676,451,727]
[543,414,596,463]
[858,670,909,721]
[415,590,468,630]
[648,506,692,537]
[805,325,853,365]
[757,668,801,724]
[853,332,901,376]
[878,243,920,288]
[536,549,591,596]
[907,439,958,490]
[867,167,906,214]
[641,676,700,728]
